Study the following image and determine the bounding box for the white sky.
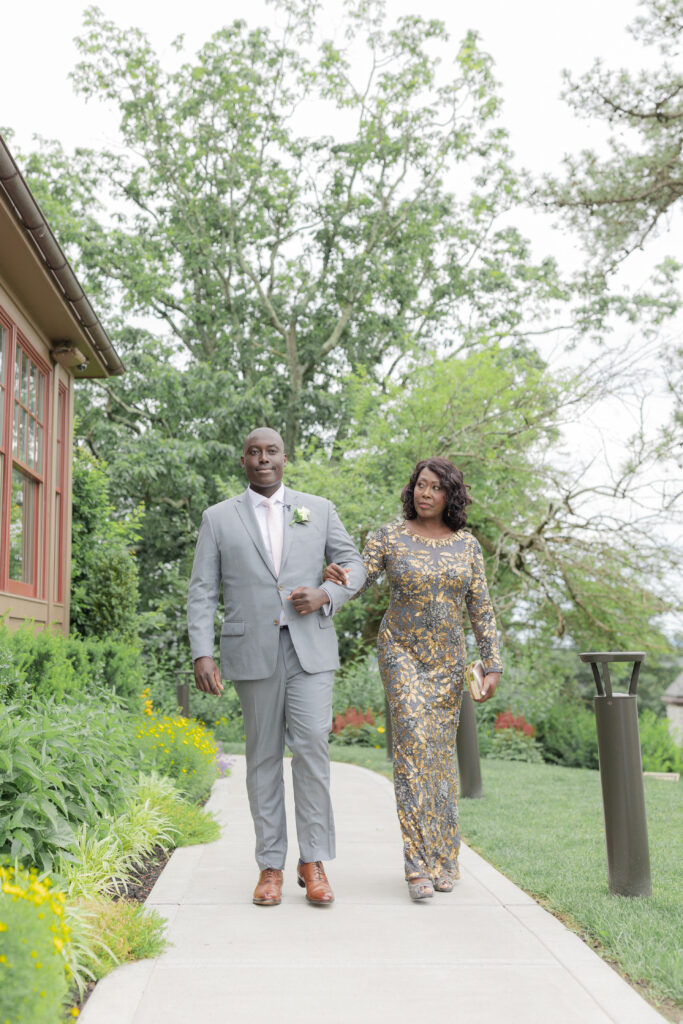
[2,0,681,521]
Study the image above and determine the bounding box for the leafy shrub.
[536,700,599,769]
[0,864,71,1024]
[0,621,143,706]
[488,729,544,763]
[332,654,385,717]
[638,710,683,773]
[0,697,141,871]
[329,707,387,747]
[70,447,142,643]
[488,708,543,762]
[135,703,219,801]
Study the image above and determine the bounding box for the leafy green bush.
[135,705,219,801]
[0,863,71,1024]
[0,697,141,871]
[332,653,385,717]
[329,707,387,748]
[536,700,599,769]
[488,729,544,763]
[70,447,142,643]
[638,710,683,773]
[0,621,143,706]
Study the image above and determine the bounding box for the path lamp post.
[175,670,194,718]
[579,651,652,898]
[456,689,483,798]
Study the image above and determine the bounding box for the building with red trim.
[0,136,123,633]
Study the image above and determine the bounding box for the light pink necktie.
[264,499,283,575]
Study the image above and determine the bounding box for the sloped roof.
[0,134,123,378]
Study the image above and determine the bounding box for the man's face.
[241,429,287,495]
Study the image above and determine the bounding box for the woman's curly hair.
[401,457,471,531]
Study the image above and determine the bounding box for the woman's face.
[413,467,447,520]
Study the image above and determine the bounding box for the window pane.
[36,424,43,470]
[37,374,45,420]
[21,352,29,406]
[28,418,35,469]
[14,347,21,400]
[12,404,20,458]
[19,408,27,462]
[9,466,37,584]
[28,364,36,416]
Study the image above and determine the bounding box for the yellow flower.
[0,921,6,932]
[377,726,385,734]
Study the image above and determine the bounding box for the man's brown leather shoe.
[252,868,283,906]
[296,860,334,905]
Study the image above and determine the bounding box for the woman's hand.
[475,671,501,703]
[323,562,350,586]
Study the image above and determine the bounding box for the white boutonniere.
[290,505,310,526]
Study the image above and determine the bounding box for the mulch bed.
[111,845,173,903]
[70,845,173,1016]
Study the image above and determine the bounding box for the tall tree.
[537,0,683,271]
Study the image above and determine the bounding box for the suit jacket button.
[278,584,283,590]
[273,619,279,626]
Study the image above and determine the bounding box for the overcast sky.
[2,0,680,505]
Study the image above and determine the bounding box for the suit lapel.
[280,489,300,573]
[234,490,277,580]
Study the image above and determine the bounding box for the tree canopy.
[15,0,682,667]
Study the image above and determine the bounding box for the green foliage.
[135,707,219,801]
[71,897,167,983]
[638,709,683,773]
[538,0,683,272]
[0,697,142,872]
[0,864,71,1024]
[329,707,387,748]
[70,447,142,643]
[0,620,143,706]
[535,700,599,769]
[332,654,385,718]
[488,728,544,763]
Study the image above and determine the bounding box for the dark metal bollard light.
[579,651,652,898]
[456,689,483,799]
[175,670,193,718]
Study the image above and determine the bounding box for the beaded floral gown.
[360,523,503,882]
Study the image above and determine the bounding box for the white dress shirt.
[246,484,332,621]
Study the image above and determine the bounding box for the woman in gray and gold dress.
[325,457,502,901]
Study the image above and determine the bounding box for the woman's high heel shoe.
[407,877,434,901]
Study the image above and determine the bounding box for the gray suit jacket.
[187,487,366,679]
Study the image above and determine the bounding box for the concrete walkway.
[80,755,666,1024]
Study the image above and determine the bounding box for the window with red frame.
[0,311,51,599]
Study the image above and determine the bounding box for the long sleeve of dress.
[465,538,503,675]
[354,526,388,596]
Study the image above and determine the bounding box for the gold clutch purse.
[465,660,485,701]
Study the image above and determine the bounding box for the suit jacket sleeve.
[319,502,366,613]
[187,510,221,661]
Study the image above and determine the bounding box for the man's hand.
[194,656,224,696]
[475,671,501,703]
[323,562,351,586]
[288,586,330,615]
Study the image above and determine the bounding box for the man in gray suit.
[188,427,366,907]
